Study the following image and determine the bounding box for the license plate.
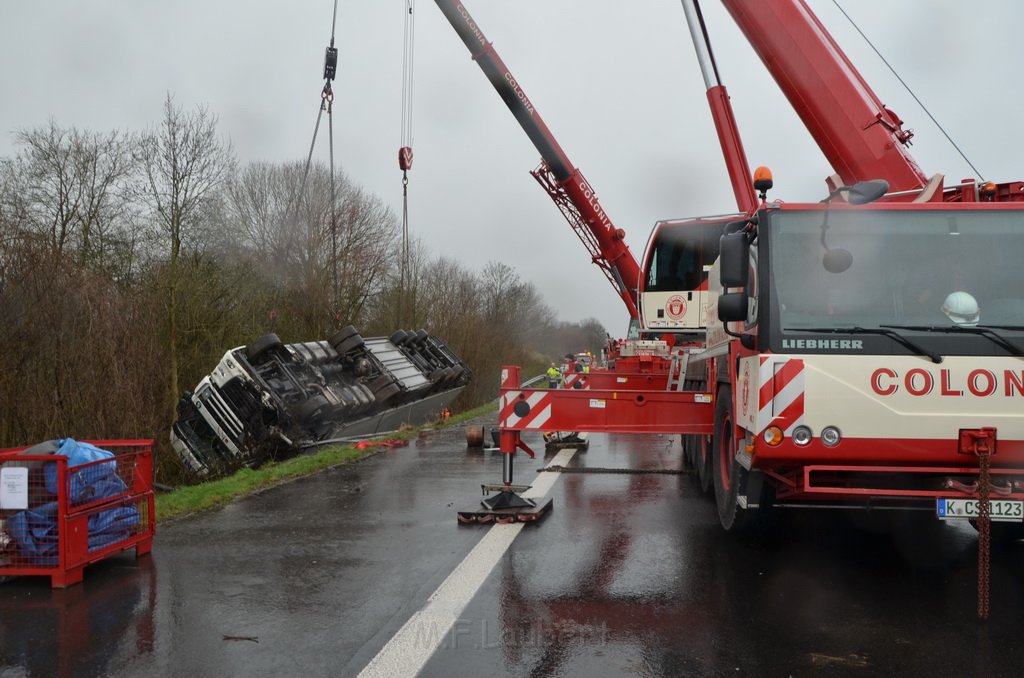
[936,498,1024,522]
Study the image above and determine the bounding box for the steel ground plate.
[456,497,554,525]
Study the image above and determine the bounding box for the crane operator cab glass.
[640,216,737,336]
[760,205,1024,359]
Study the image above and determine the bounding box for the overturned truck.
[170,326,471,476]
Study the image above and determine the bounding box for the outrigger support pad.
[481,488,535,511]
[456,422,554,524]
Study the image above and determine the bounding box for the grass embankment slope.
[155,401,497,523]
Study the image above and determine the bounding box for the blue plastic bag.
[8,501,140,562]
[43,439,127,505]
[6,502,60,564]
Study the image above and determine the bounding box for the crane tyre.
[696,434,713,495]
[970,520,1024,544]
[713,385,747,531]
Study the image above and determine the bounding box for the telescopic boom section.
[719,0,929,194]
[434,0,642,319]
[681,0,757,214]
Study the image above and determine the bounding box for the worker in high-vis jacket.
[546,363,561,388]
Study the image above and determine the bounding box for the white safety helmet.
[941,291,980,326]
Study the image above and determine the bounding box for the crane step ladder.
[665,347,690,392]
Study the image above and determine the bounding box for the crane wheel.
[713,384,746,531]
[696,434,713,495]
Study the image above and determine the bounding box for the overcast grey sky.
[2,1,1021,335]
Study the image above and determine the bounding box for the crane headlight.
[792,425,813,446]
[821,426,842,447]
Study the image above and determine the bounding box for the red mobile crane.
[671,2,1024,619]
[479,1,1024,616]
[432,0,644,321]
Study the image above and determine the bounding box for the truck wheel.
[375,382,402,402]
[389,330,409,346]
[295,395,329,424]
[368,374,396,393]
[329,326,362,354]
[246,334,283,362]
[713,384,746,530]
[334,335,364,355]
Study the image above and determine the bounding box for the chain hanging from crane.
[398,0,416,323]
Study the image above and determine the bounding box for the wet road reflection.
[423,433,1024,677]
[0,555,156,677]
[1,421,1023,677]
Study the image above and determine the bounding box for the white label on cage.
[0,467,29,510]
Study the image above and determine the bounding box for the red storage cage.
[0,439,155,587]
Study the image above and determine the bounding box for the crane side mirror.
[718,292,748,322]
[719,232,749,288]
[846,179,890,205]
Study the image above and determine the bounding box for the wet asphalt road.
[3,415,1024,677]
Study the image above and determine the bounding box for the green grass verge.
[155,399,498,523]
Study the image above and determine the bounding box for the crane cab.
[640,215,740,337]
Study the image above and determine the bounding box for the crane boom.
[719,0,930,194]
[433,0,642,319]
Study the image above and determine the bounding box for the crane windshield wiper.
[785,326,943,364]
[881,324,1024,358]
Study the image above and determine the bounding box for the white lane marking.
[358,448,577,678]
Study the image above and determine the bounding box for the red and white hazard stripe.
[561,373,590,390]
[500,389,553,429]
[758,356,805,435]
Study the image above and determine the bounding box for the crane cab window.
[645,221,724,292]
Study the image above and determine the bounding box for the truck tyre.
[375,382,402,402]
[335,335,364,356]
[330,326,363,354]
[246,334,283,362]
[295,395,329,424]
[368,374,396,393]
[389,330,409,346]
[713,384,746,531]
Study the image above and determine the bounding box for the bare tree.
[1,121,138,277]
[137,94,236,417]
[479,260,553,345]
[225,161,397,336]
[332,183,397,323]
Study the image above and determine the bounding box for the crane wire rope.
[294,0,342,320]
[398,0,417,323]
[832,0,984,181]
